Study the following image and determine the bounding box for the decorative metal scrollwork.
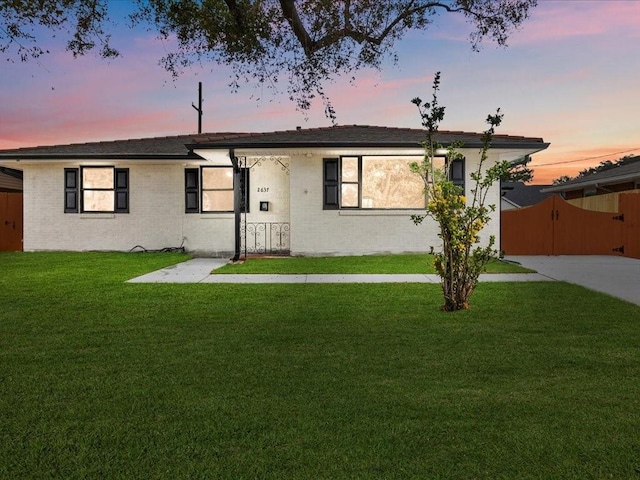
[241,221,290,255]
[241,156,290,175]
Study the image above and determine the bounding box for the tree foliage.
[501,155,534,183]
[1,0,537,117]
[410,72,509,311]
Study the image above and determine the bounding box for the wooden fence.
[567,189,640,213]
[0,192,23,251]
[501,193,640,259]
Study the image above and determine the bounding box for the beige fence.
[567,189,640,213]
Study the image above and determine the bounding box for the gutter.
[229,148,241,262]
[0,153,201,161]
[189,140,550,151]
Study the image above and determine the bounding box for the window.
[323,156,465,210]
[185,167,249,213]
[341,157,360,207]
[203,167,234,212]
[64,167,128,213]
[361,157,426,209]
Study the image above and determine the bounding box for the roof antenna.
[192,82,203,134]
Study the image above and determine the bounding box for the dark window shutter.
[185,168,199,213]
[323,158,339,210]
[239,167,250,213]
[64,168,79,213]
[450,158,465,193]
[114,168,129,213]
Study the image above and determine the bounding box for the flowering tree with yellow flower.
[410,73,510,311]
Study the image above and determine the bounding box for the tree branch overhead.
[0,0,537,118]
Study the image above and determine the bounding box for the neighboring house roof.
[501,196,520,210]
[543,156,640,193]
[501,182,554,208]
[0,125,549,161]
[0,167,23,192]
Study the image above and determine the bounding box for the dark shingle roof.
[543,156,640,192]
[0,125,548,160]
[501,182,553,207]
[0,133,247,159]
[189,125,548,150]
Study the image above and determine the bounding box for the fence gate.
[0,192,23,251]
[620,194,640,259]
[501,195,628,256]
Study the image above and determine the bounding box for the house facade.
[0,125,548,257]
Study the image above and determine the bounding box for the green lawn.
[215,253,533,274]
[1,252,639,479]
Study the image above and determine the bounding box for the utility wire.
[533,147,640,167]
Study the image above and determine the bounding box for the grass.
[215,253,533,274]
[1,252,639,479]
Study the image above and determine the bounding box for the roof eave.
[188,140,549,151]
[0,153,201,161]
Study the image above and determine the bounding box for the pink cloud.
[511,0,640,45]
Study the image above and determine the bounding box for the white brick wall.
[21,150,502,257]
[289,152,502,256]
[23,161,235,255]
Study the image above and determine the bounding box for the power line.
[533,147,640,168]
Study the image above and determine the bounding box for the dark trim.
[323,158,339,210]
[114,168,129,213]
[450,158,465,193]
[230,149,241,262]
[185,168,200,213]
[64,168,79,213]
[239,167,250,213]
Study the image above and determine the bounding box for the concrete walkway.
[127,255,640,306]
[127,258,552,285]
[505,255,640,306]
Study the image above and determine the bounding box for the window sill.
[80,213,116,219]
[199,213,234,219]
[338,209,426,217]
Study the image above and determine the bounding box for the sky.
[1,0,639,184]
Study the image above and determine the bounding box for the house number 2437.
[257,187,269,193]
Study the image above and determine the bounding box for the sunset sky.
[1,0,639,184]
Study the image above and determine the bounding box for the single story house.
[0,125,548,257]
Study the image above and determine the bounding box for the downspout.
[229,148,241,261]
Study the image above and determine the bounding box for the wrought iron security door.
[239,157,291,256]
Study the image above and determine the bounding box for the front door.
[240,156,290,255]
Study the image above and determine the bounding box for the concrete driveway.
[505,255,640,306]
